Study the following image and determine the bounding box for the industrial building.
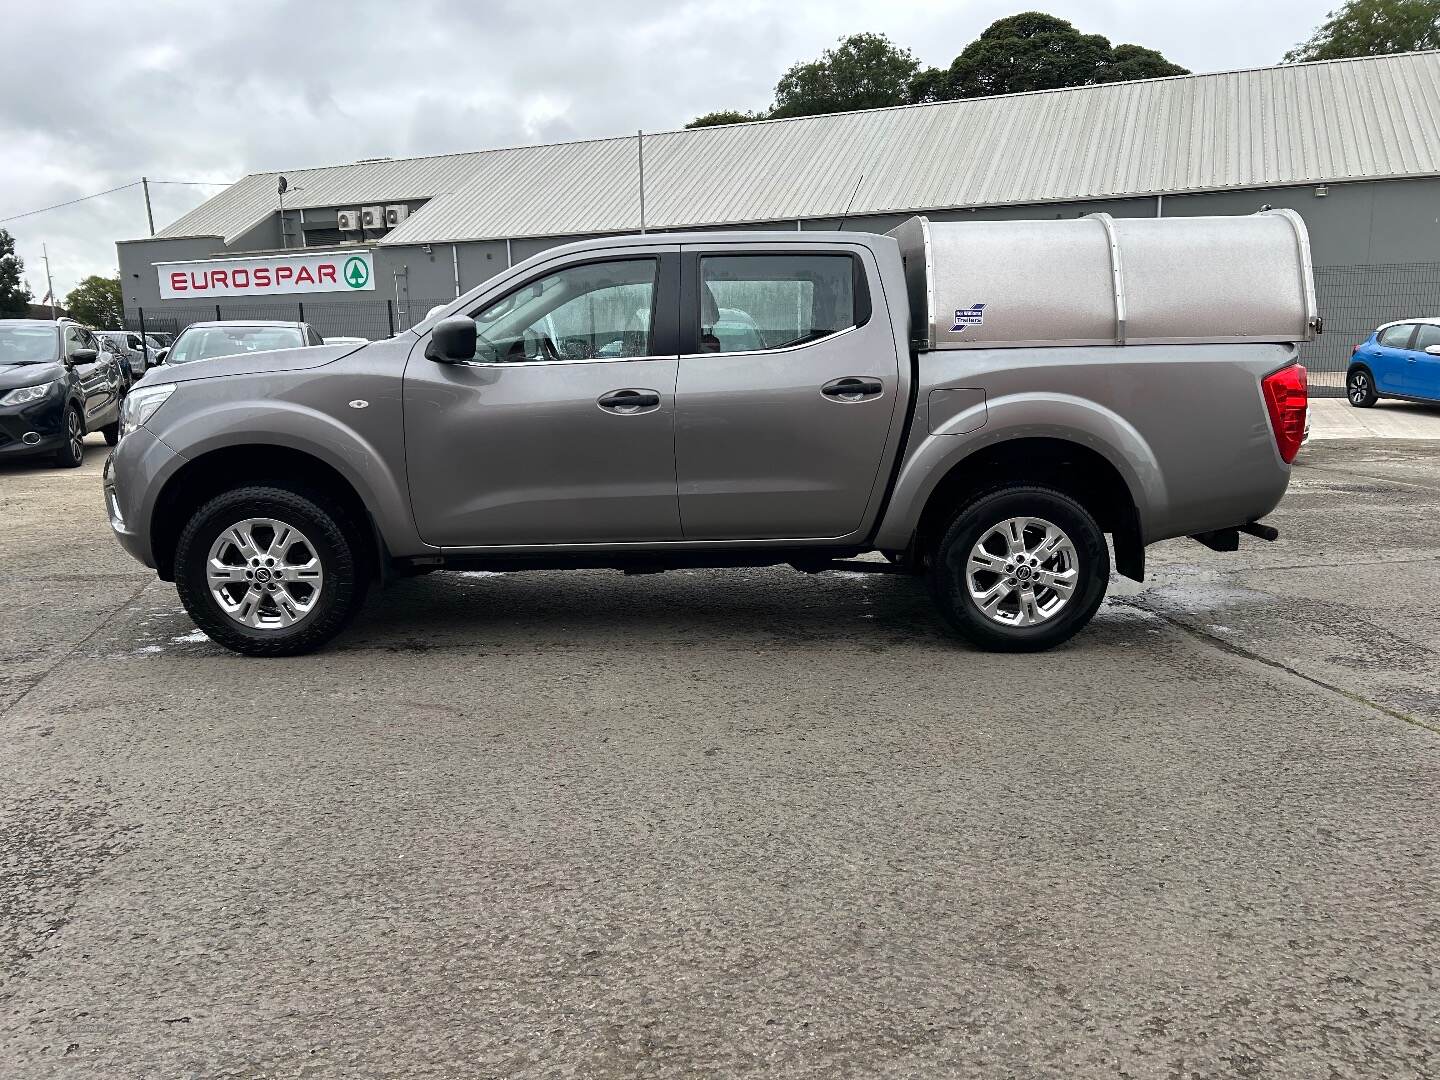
[117,50,1440,389]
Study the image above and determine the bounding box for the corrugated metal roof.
[159,51,1440,247]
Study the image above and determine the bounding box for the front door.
[673,247,901,540]
[1405,323,1440,398]
[63,325,118,426]
[403,251,682,548]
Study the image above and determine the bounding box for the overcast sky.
[3,0,1330,302]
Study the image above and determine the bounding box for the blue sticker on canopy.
[951,304,986,332]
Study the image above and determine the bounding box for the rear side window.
[698,254,865,354]
[1378,324,1415,348]
[1413,324,1440,352]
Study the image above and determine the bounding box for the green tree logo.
[343,257,371,289]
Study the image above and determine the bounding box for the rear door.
[1370,323,1415,394]
[673,245,901,541]
[1408,323,1440,399]
[403,249,683,547]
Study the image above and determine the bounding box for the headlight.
[119,382,178,439]
[0,381,56,407]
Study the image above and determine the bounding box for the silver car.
[105,215,1311,657]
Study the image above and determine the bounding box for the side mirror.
[154,349,168,364]
[72,348,98,363]
[424,316,478,364]
[1426,345,1440,356]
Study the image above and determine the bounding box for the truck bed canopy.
[889,210,1318,351]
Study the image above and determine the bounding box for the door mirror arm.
[425,317,479,364]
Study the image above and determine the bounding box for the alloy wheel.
[965,516,1079,627]
[67,409,83,460]
[1349,372,1371,404]
[205,517,325,629]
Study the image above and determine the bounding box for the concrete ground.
[1308,396,1440,440]
[1,433,1437,1079]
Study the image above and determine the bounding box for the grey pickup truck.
[106,211,1315,656]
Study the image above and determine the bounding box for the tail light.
[1262,363,1308,464]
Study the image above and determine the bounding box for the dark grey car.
[105,215,1312,656]
[1,319,123,466]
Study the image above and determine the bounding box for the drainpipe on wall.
[1156,194,1164,218]
[452,244,461,297]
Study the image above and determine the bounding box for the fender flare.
[872,391,1168,551]
[150,398,430,556]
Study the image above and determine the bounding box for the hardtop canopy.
[889,209,1319,350]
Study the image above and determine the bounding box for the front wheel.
[101,420,120,446]
[174,486,369,656]
[52,404,84,468]
[928,486,1110,652]
[1347,367,1378,408]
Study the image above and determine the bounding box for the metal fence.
[1302,262,1440,397]
[123,297,457,344]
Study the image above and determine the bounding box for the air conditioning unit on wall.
[336,209,361,231]
[384,204,410,227]
[360,206,385,230]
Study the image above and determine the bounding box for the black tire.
[928,486,1110,653]
[174,485,369,657]
[101,420,120,447]
[52,403,85,468]
[1347,366,1378,408]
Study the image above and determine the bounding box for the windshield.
[167,325,305,365]
[0,325,59,365]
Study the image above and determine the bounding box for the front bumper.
[0,388,67,458]
[104,428,184,570]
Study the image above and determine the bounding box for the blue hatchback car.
[1347,319,1440,407]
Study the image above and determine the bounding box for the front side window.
[698,254,858,354]
[1378,324,1415,348]
[470,259,657,363]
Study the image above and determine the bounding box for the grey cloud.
[2,0,1324,300]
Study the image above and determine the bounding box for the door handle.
[597,388,661,413]
[821,376,883,402]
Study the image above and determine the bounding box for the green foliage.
[687,110,768,128]
[1284,0,1440,62]
[1096,44,1192,84]
[0,229,32,318]
[770,33,922,118]
[65,274,123,329]
[941,13,1188,98]
[689,16,1189,125]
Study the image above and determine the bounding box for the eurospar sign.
[157,251,375,300]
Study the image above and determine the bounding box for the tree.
[687,110,767,128]
[1096,43,1192,84]
[1284,0,1440,62]
[0,229,32,318]
[65,274,123,329]
[770,33,922,119]
[939,13,1187,99]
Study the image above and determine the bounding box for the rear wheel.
[174,486,368,656]
[102,420,120,446]
[928,486,1109,652]
[52,404,84,468]
[1347,366,1378,408]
